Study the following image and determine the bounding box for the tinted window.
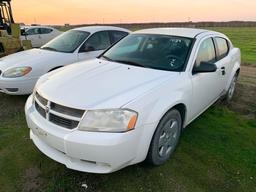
[40,28,53,34]
[110,31,129,44]
[41,30,90,52]
[26,28,40,35]
[102,34,193,72]
[85,31,111,51]
[215,37,229,60]
[195,38,216,67]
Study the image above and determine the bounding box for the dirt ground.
[0,65,255,192]
[229,65,256,118]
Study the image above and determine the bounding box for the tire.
[223,73,238,104]
[146,109,182,165]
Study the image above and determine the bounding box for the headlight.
[3,67,32,78]
[78,109,138,132]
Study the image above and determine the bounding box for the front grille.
[50,102,84,118]
[49,113,79,129]
[34,92,85,129]
[35,92,48,106]
[35,101,46,118]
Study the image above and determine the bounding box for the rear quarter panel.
[225,47,241,91]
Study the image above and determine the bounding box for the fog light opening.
[6,88,19,92]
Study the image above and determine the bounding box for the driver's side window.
[195,38,216,67]
[82,31,111,52]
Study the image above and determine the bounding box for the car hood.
[37,59,178,109]
[0,49,73,73]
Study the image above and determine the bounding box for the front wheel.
[146,109,182,165]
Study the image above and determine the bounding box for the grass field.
[207,27,256,65]
[0,27,256,192]
[0,105,256,192]
[59,26,256,65]
[0,67,256,192]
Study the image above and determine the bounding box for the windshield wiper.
[101,55,113,61]
[41,47,58,51]
[101,56,150,69]
[112,59,147,68]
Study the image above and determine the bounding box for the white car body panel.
[0,26,130,95]
[20,26,62,48]
[77,50,104,61]
[25,28,241,173]
[37,59,175,109]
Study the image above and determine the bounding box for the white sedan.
[0,26,130,95]
[20,26,62,47]
[25,28,240,173]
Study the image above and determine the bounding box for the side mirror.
[193,61,217,74]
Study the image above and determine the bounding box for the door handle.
[221,66,226,75]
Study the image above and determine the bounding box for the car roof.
[22,25,55,29]
[133,27,216,38]
[72,26,131,33]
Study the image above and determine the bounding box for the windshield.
[102,34,193,72]
[41,30,90,53]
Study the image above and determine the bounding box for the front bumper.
[25,95,142,173]
[0,77,38,95]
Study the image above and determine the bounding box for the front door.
[78,31,111,61]
[191,37,226,118]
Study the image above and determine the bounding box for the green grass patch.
[0,105,255,192]
[207,27,256,65]
[59,25,256,65]
[128,26,256,65]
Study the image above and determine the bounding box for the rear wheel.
[224,74,238,104]
[146,109,182,165]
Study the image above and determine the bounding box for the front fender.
[124,83,191,163]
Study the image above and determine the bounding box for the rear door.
[78,31,112,61]
[213,37,232,87]
[39,28,54,45]
[190,37,226,117]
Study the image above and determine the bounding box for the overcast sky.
[12,0,256,25]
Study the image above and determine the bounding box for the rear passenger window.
[215,37,229,60]
[110,31,129,44]
[40,28,53,34]
[26,28,40,35]
[85,31,111,51]
[195,38,216,67]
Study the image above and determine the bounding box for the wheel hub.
[228,77,237,99]
[158,119,179,157]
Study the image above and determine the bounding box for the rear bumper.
[25,95,146,173]
[0,77,38,95]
